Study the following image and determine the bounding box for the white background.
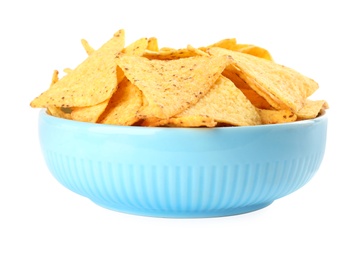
[1,1,353,259]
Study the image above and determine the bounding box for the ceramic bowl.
[38,109,328,218]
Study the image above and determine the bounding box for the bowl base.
[90,199,273,218]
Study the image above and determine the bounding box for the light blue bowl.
[38,109,328,218]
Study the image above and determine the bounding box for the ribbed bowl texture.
[38,110,328,218]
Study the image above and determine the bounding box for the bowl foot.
[90,199,273,218]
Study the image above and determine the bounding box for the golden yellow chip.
[99,78,143,125]
[296,99,328,120]
[30,28,328,127]
[222,66,251,89]
[257,108,297,124]
[200,38,239,51]
[123,37,148,56]
[173,75,261,126]
[168,116,217,128]
[187,45,209,57]
[236,45,273,61]
[143,47,201,60]
[116,37,149,84]
[81,38,95,55]
[30,29,125,108]
[47,106,72,119]
[50,70,59,87]
[207,47,319,113]
[147,37,159,51]
[139,117,169,127]
[116,54,233,119]
[70,100,110,123]
[159,47,176,51]
[240,88,272,109]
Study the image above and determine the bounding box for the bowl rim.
[38,108,327,131]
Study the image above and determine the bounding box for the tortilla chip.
[30,29,125,108]
[116,54,233,119]
[143,47,201,60]
[240,88,272,109]
[123,37,148,56]
[71,100,110,123]
[222,65,251,89]
[236,45,273,61]
[296,99,328,120]
[81,38,95,55]
[187,44,209,56]
[199,38,239,51]
[257,109,297,124]
[147,37,159,51]
[50,70,59,87]
[47,106,72,119]
[139,117,169,127]
[207,47,319,113]
[174,76,261,126]
[168,116,217,128]
[98,78,143,125]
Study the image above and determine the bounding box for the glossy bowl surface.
[38,109,328,218]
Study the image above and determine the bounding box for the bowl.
[37,109,328,218]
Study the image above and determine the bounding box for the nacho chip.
[236,44,273,61]
[143,47,201,60]
[71,100,110,123]
[116,37,149,84]
[296,99,328,120]
[139,117,169,127]
[199,38,239,51]
[99,78,143,125]
[123,37,148,56]
[47,106,72,119]
[257,108,297,124]
[50,70,59,87]
[147,37,159,51]
[71,51,142,124]
[31,29,328,127]
[207,47,319,112]
[222,65,251,89]
[168,116,217,128]
[81,38,95,55]
[174,76,261,126]
[187,44,209,56]
[240,88,272,109]
[116,54,233,119]
[30,29,125,108]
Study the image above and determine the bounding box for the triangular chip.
[30,29,125,108]
[173,75,261,126]
[116,54,233,119]
[168,116,217,128]
[81,38,95,55]
[240,88,272,109]
[222,65,251,89]
[296,99,328,120]
[257,108,297,124]
[99,78,143,125]
[71,100,110,123]
[235,44,273,61]
[207,47,319,113]
[123,37,148,56]
[199,38,239,51]
[147,37,159,51]
[143,47,202,60]
[47,106,72,120]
